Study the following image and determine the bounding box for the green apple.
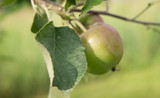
[77,13,103,33]
[80,22,123,74]
[79,13,103,29]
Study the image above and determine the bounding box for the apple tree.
[29,0,160,98]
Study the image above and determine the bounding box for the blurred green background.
[0,0,160,98]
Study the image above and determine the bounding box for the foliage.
[81,0,103,15]
[35,21,87,94]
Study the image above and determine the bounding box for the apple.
[80,22,123,74]
[77,13,103,33]
[79,13,103,29]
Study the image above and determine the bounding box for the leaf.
[65,0,76,10]
[49,87,70,98]
[31,13,48,33]
[35,21,87,94]
[81,0,103,16]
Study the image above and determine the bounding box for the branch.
[70,9,160,26]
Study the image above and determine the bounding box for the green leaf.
[31,13,48,34]
[81,0,103,16]
[35,21,87,94]
[65,0,76,10]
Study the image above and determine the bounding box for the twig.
[132,3,152,19]
[70,9,160,26]
[132,1,160,20]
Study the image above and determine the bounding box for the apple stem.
[69,13,87,33]
[74,20,87,33]
[68,20,81,35]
